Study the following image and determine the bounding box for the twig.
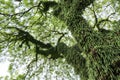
[0,5,38,17]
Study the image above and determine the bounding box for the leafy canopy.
[0,0,120,80]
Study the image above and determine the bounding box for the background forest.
[0,0,120,80]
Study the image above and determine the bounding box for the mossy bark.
[56,0,120,80]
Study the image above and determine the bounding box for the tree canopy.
[0,0,120,80]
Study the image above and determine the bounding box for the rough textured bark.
[1,0,119,80]
[54,0,120,80]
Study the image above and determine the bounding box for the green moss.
[58,0,120,80]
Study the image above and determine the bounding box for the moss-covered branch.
[51,0,120,80]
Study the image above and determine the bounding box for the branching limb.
[96,12,115,30]
[88,4,115,31]
[0,5,38,17]
[0,1,45,17]
[6,27,68,60]
[7,27,52,49]
[52,31,67,44]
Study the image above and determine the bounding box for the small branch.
[107,12,115,19]
[0,5,37,17]
[57,32,66,45]
[96,19,110,29]
[49,30,67,44]
[88,4,115,31]
[88,4,98,28]
[96,12,115,29]
[92,3,98,28]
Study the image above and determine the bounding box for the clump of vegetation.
[0,0,119,80]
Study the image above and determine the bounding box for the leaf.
[23,0,29,6]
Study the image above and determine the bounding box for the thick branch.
[38,42,68,59]
[14,27,52,48]
[13,27,68,59]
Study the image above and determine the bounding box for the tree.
[0,0,120,80]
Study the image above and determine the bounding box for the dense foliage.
[0,0,120,80]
